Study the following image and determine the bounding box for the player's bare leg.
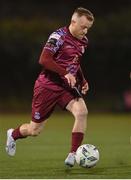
[65,98,88,167]
[68,98,88,133]
[19,120,47,136]
[6,120,46,156]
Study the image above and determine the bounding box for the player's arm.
[39,32,76,87]
[39,49,76,87]
[39,49,67,76]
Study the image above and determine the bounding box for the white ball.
[75,144,99,168]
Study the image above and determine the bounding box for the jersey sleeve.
[44,32,64,54]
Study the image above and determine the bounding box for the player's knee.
[74,107,88,119]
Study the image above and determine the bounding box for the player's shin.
[70,132,84,152]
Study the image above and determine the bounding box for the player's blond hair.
[72,7,94,22]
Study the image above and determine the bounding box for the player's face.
[72,16,93,39]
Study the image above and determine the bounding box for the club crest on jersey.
[72,55,79,63]
[34,112,41,120]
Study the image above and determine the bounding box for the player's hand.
[81,82,89,94]
[64,73,76,88]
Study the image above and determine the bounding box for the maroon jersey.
[38,26,88,91]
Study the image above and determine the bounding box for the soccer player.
[6,7,94,167]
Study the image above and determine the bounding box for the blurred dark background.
[0,0,131,112]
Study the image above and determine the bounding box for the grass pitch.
[0,112,131,178]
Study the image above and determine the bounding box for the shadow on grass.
[64,164,131,176]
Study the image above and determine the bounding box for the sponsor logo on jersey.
[50,33,61,40]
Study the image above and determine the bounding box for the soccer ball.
[75,144,99,168]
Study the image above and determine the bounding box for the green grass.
[0,112,131,178]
